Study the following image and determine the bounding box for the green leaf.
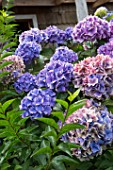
[56,99,68,109]
[14,165,22,170]
[51,111,64,122]
[36,118,59,130]
[51,160,66,170]
[58,123,84,138]
[17,117,29,126]
[105,167,113,170]
[31,146,52,157]
[52,155,78,167]
[41,130,57,139]
[0,71,9,78]
[1,52,14,60]
[57,143,72,157]
[0,90,18,97]
[1,163,11,170]
[0,61,13,70]
[0,113,5,119]
[7,110,23,122]
[2,98,16,112]
[66,99,86,119]
[0,120,9,126]
[103,99,113,106]
[68,89,80,102]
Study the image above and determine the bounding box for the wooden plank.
[6,0,113,7]
[92,0,110,8]
[75,0,88,21]
[14,0,56,6]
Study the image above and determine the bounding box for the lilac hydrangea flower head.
[97,39,113,58]
[50,46,78,63]
[73,15,110,43]
[1,55,25,84]
[19,28,48,44]
[62,100,113,161]
[45,25,67,45]
[36,60,74,92]
[14,72,38,93]
[15,41,42,65]
[73,54,113,100]
[20,88,56,119]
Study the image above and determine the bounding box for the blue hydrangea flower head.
[19,28,48,44]
[15,41,42,65]
[14,72,37,93]
[36,60,74,92]
[73,15,110,43]
[20,88,56,119]
[62,100,113,161]
[45,25,67,45]
[50,46,78,63]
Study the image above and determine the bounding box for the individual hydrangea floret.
[14,72,37,93]
[20,88,56,119]
[73,15,110,43]
[50,46,78,63]
[97,39,113,58]
[19,28,48,44]
[36,60,74,92]
[62,100,113,161]
[15,41,42,65]
[45,25,67,45]
[73,54,113,100]
[0,55,25,84]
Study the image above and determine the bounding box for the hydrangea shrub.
[1,4,113,170]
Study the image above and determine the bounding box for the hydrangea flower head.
[19,28,48,44]
[20,88,56,119]
[94,7,108,18]
[73,54,113,100]
[50,46,78,63]
[45,25,67,45]
[15,41,42,65]
[1,55,25,84]
[73,15,110,43]
[14,72,37,93]
[62,100,113,161]
[97,39,113,58]
[36,60,74,92]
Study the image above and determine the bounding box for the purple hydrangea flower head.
[73,15,110,43]
[15,41,42,65]
[19,28,48,44]
[50,46,78,63]
[1,55,25,84]
[20,88,56,119]
[62,100,113,161]
[73,54,113,100]
[36,60,74,92]
[14,72,38,93]
[45,25,67,45]
[97,39,113,58]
